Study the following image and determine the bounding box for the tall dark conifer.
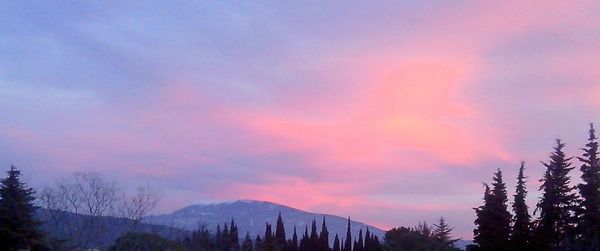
[343,218,352,251]
[242,233,253,251]
[230,220,240,251]
[473,169,512,251]
[511,162,532,251]
[309,219,319,251]
[534,139,578,250]
[353,229,364,251]
[264,223,275,251]
[364,228,371,251]
[332,234,341,251]
[255,235,264,251]
[288,226,298,251]
[0,166,44,250]
[275,213,286,250]
[319,217,329,251]
[577,123,600,249]
[299,226,309,251]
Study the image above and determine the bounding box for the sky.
[1,1,600,239]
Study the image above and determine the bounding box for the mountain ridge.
[145,199,385,244]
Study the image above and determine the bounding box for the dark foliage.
[0,165,46,250]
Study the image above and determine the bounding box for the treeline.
[471,123,600,251]
[110,215,460,251]
[171,215,383,251]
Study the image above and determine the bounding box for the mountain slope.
[145,200,385,243]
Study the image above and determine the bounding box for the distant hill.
[145,200,385,244]
[36,209,188,250]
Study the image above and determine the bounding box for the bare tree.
[39,172,159,249]
[119,186,159,225]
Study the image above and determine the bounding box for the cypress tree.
[332,234,340,251]
[223,223,231,251]
[309,219,319,251]
[275,213,286,250]
[319,217,329,251]
[230,220,240,251]
[364,228,371,251]
[511,162,532,251]
[577,123,600,250]
[534,139,579,250]
[264,223,275,251]
[288,226,298,251]
[353,229,364,251]
[299,226,309,251]
[255,235,264,251]
[242,233,253,251]
[0,165,44,250]
[216,225,223,250]
[343,218,352,251]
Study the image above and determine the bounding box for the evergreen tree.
[353,229,364,251]
[473,169,512,251]
[216,225,223,250]
[264,223,275,251]
[288,226,298,251]
[319,217,329,251]
[223,223,231,251]
[343,218,352,251]
[255,235,264,251]
[230,220,240,251]
[275,213,286,250]
[309,219,319,251]
[242,233,253,251]
[534,139,579,250]
[332,234,341,251]
[433,217,459,247]
[511,162,532,251]
[299,226,309,251]
[577,123,600,250]
[0,165,45,250]
[364,228,371,251]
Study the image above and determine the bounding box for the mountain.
[145,200,385,244]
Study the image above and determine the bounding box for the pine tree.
[474,184,491,250]
[577,123,600,250]
[511,162,532,251]
[332,234,341,251]
[473,169,512,251]
[534,139,579,250]
[242,233,253,251]
[319,217,329,251]
[0,166,45,250]
[275,213,286,251]
[433,217,459,247]
[343,218,352,251]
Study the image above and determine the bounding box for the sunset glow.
[2,1,600,239]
